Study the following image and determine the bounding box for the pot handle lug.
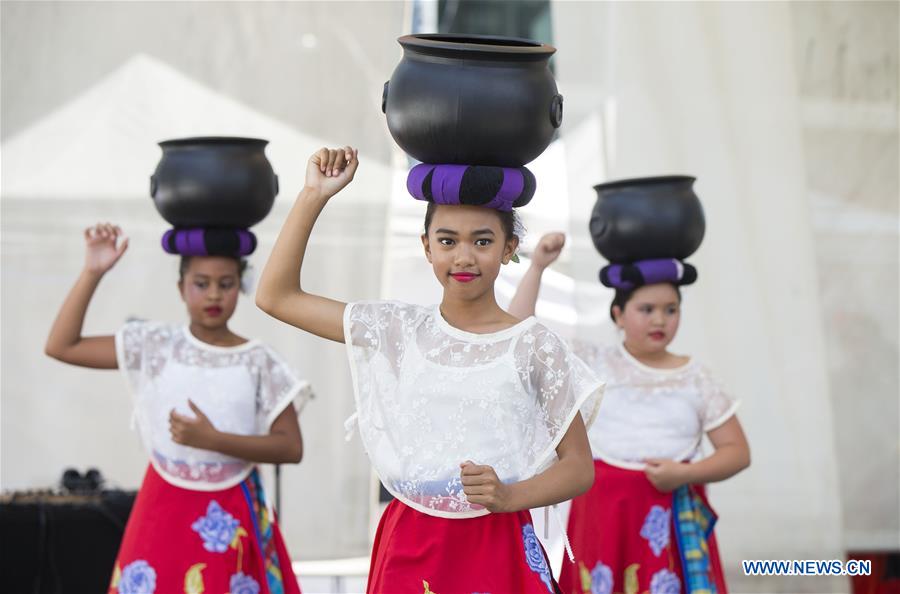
[150,175,157,198]
[381,81,389,114]
[550,94,564,128]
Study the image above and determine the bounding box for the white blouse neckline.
[182,325,260,353]
[617,341,694,375]
[433,304,536,342]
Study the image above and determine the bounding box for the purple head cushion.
[600,258,697,290]
[407,163,536,212]
[161,228,256,257]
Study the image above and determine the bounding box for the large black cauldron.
[382,34,562,167]
[150,137,278,228]
[589,175,705,263]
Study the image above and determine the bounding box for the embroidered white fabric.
[572,341,740,469]
[344,301,605,518]
[115,321,313,491]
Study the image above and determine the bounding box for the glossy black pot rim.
[158,136,269,149]
[398,34,556,61]
[593,175,696,192]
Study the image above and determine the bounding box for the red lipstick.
[450,273,479,283]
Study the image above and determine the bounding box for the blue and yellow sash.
[672,485,718,594]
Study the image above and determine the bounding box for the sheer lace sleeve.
[342,300,425,433]
[343,301,423,373]
[515,325,605,474]
[114,320,173,392]
[569,338,609,427]
[696,364,740,431]
[571,338,603,370]
[255,347,314,430]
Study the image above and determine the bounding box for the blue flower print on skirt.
[650,568,681,594]
[640,505,671,557]
[230,571,261,594]
[522,524,554,593]
[191,500,240,553]
[119,560,157,594]
[590,561,614,594]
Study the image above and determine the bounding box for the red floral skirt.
[557,460,727,594]
[108,464,300,594]
[368,499,561,594]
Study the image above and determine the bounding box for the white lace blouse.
[343,301,605,518]
[115,321,313,491]
[572,341,740,470]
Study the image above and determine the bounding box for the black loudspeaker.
[60,467,104,495]
[0,470,136,593]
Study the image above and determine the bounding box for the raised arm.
[255,146,358,343]
[44,223,129,368]
[507,232,565,319]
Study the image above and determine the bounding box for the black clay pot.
[150,137,278,228]
[589,175,705,262]
[383,34,563,167]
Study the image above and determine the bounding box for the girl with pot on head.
[509,221,750,593]
[256,146,604,594]
[45,223,310,594]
